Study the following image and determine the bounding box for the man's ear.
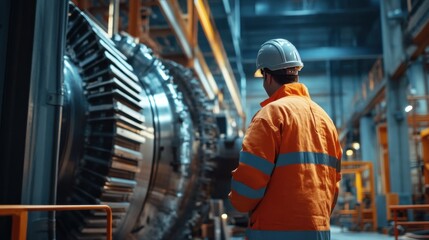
[265,74,272,84]
[266,74,272,84]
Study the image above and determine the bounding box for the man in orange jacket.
[229,38,342,240]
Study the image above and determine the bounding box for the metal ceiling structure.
[155,0,383,128]
[220,0,381,76]
[74,0,382,129]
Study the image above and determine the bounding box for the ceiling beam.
[157,0,219,100]
[149,26,174,37]
[194,0,245,119]
[406,0,429,61]
[221,0,246,107]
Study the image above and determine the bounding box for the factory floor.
[330,226,392,239]
[229,226,395,239]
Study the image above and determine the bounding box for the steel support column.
[360,115,386,227]
[20,0,68,239]
[360,115,379,190]
[327,61,336,126]
[407,57,427,113]
[380,0,412,204]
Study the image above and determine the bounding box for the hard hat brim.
[254,69,263,78]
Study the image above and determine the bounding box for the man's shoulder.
[260,100,287,114]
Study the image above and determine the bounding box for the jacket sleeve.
[229,117,279,213]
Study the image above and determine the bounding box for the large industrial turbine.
[58,4,218,239]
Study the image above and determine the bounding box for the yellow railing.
[352,59,384,106]
[0,205,112,240]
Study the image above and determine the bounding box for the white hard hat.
[255,38,303,77]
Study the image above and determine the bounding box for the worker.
[229,38,342,240]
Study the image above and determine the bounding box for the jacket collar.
[260,83,310,107]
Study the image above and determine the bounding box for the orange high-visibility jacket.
[229,83,342,240]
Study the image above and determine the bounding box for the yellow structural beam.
[194,0,244,118]
[107,0,119,37]
[195,47,219,99]
[156,0,244,118]
[128,0,141,38]
[355,172,363,202]
[157,0,218,100]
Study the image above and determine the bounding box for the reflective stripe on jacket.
[229,83,342,240]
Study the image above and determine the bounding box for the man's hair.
[264,68,299,85]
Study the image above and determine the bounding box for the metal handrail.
[389,204,429,240]
[0,205,112,240]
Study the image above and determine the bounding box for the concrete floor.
[330,226,393,240]
[230,226,395,240]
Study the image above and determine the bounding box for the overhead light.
[238,130,244,137]
[352,142,360,150]
[221,213,228,220]
[346,149,354,157]
[404,105,413,112]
